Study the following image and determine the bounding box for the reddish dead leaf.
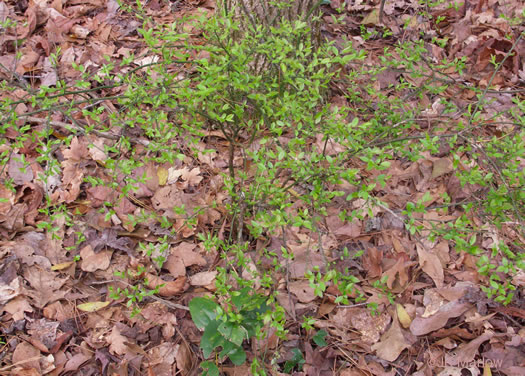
[146,342,178,375]
[12,341,41,372]
[165,242,207,277]
[362,246,383,278]
[3,296,33,321]
[137,302,178,339]
[146,273,186,296]
[43,301,74,321]
[175,342,193,374]
[382,254,412,289]
[63,353,91,373]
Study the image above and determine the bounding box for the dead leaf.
[63,353,91,373]
[396,304,412,328]
[417,244,444,288]
[3,296,34,321]
[410,301,472,336]
[189,271,217,287]
[12,341,41,372]
[289,280,316,303]
[80,245,112,272]
[77,301,110,312]
[158,166,169,186]
[8,153,33,185]
[445,331,494,366]
[0,266,20,304]
[23,267,68,308]
[432,157,454,179]
[107,325,129,355]
[372,318,412,362]
[147,273,186,296]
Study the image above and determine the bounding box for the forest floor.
[0,0,524,375]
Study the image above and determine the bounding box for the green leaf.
[218,322,247,346]
[189,297,219,330]
[312,329,327,347]
[284,348,305,373]
[201,320,224,358]
[201,361,219,376]
[227,345,247,366]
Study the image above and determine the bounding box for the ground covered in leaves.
[0,0,524,375]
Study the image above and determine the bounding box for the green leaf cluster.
[189,289,270,372]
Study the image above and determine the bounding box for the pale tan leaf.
[432,157,454,178]
[396,304,412,329]
[157,166,169,186]
[77,301,110,312]
[189,271,217,287]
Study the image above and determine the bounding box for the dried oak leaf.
[165,242,207,277]
[107,325,129,356]
[8,153,34,185]
[23,267,68,308]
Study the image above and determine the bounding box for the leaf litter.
[0,0,524,375]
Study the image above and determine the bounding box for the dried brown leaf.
[372,319,412,362]
[80,245,112,272]
[410,301,471,336]
[417,244,444,288]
